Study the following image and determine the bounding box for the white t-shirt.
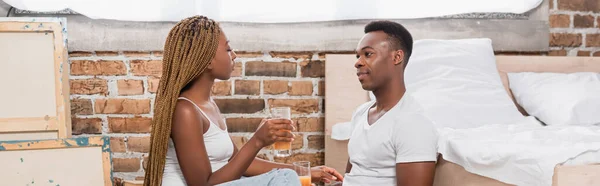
[343,93,439,186]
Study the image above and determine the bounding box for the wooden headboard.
[495,56,600,116]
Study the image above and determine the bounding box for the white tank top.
[162,97,235,186]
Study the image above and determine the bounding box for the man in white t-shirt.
[343,20,438,186]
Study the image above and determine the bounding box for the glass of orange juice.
[271,107,292,157]
[293,161,311,186]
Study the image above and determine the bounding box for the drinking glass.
[270,107,292,157]
[293,161,311,186]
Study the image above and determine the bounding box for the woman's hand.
[250,119,295,148]
[310,166,344,184]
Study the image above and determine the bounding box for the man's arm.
[345,160,352,173]
[396,161,436,186]
[392,111,439,186]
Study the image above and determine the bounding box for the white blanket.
[5,0,543,22]
[438,119,600,186]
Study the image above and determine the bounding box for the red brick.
[71,118,103,134]
[550,14,570,28]
[269,52,312,59]
[68,51,93,57]
[95,51,119,56]
[226,118,263,132]
[550,0,554,9]
[318,81,325,96]
[130,60,162,77]
[117,80,144,95]
[70,60,127,76]
[95,99,151,114]
[586,34,600,47]
[594,51,600,56]
[558,0,600,12]
[70,78,108,95]
[574,15,595,28]
[148,77,160,93]
[274,152,324,166]
[231,62,243,77]
[292,134,303,150]
[268,99,320,114]
[289,81,313,96]
[152,51,163,57]
[235,80,260,95]
[230,136,248,148]
[550,33,582,47]
[317,51,355,60]
[235,51,264,58]
[214,99,265,114]
[71,99,93,115]
[300,60,325,77]
[113,158,141,172]
[128,137,150,153]
[308,135,324,149]
[577,51,591,56]
[111,137,126,153]
[245,61,297,77]
[212,81,232,96]
[123,51,151,58]
[143,156,149,171]
[295,117,324,132]
[548,50,568,56]
[264,80,288,95]
[494,52,544,56]
[109,117,152,133]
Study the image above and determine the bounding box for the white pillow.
[404,38,531,129]
[508,72,600,126]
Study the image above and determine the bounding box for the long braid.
[144,16,221,186]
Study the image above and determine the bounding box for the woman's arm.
[246,157,293,176]
[230,138,344,184]
[227,136,292,177]
[172,100,293,186]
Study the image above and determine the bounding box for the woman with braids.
[143,16,344,186]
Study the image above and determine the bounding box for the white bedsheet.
[438,118,600,186]
[4,0,543,22]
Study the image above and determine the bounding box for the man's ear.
[393,50,405,65]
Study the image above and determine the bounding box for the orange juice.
[273,141,291,150]
[273,129,292,150]
[299,176,311,186]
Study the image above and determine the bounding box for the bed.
[324,54,600,186]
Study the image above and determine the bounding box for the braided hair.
[144,15,221,186]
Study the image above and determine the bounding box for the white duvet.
[438,118,600,186]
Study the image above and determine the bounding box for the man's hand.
[310,166,344,184]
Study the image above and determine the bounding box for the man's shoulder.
[390,92,437,130]
[351,100,376,117]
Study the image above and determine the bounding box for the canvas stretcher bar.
[0,17,71,140]
[0,136,113,186]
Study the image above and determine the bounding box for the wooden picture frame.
[0,17,71,140]
[0,136,113,186]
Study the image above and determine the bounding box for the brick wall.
[549,0,600,56]
[67,1,600,184]
[68,51,332,182]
